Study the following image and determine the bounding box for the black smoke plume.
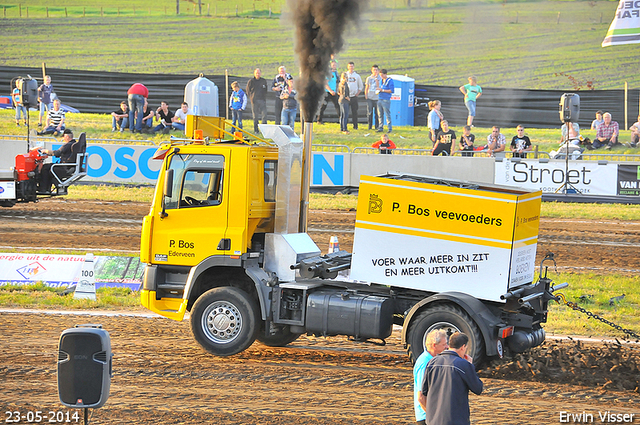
[288,0,366,122]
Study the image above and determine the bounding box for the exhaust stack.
[299,121,313,233]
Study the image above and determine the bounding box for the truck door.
[150,152,230,266]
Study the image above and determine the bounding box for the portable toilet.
[389,75,415,127]
[185,74,219,117]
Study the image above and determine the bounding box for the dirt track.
[1,199,639,424]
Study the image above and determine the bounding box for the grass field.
[2,108,639,154]
[0,0,637,90]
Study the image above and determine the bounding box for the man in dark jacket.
[246,68,268,133]
[38,129,86,194]
[419,332,483,425]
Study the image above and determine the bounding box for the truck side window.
[264,160,277,202]
[180,170,223,208]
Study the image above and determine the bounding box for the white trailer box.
[350,175,541,302]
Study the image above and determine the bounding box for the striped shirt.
[47,109,65,127]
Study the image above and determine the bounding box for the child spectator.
[459,125,475,157]
[280,79,298,131]
[111,101,129,132]
[12,81,27,126]
[37,75,54,127]
[371,133,396,154]
[628,115,640,148]
[591,110,604,130]
[432,120,456,156]
[510,125,532,158]
[229,81,247,130]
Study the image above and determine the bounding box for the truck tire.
[190,286,259,356]
[257,325,302,347]
[406,304,485,367]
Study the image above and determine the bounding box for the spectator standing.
[628,115,640,148]
[413,330,448,425]
[364,65,381,130]
[12,81,27,126]
[337,72,351,134]
[371,133,396,154]
[459,76,482,127]
[419,332,483,425]
[317,61,339,125]
[459,125,475,157]
[510,125,532,158]
[432,120,456,156]
[593,112,619,149]
[280,80,298,131]
[153,101,175,134]
[427,100,443,144]
[37,99,65,136]
[111,101,129,132]
[37,75,54,127]
[229,82,247,130]
[591,110,604,130]
[346,61,364,130]
[173,102,191,132]
[377,69,394,133]
[485,126,506,157]
[272,66,293,125]
[246,68,268,133]
[127,82,148,133]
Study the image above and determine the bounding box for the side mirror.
[164,169,174,198]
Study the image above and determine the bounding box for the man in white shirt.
[172,102,190,132]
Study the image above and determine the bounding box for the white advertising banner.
[0,253,143,290]
[602,0,640,46]
[494,160,618,195]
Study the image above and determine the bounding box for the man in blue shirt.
[413,330,448,425]
[377,69,394,133]
[317,61,339,125]
[419,332,484,425]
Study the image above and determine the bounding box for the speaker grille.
[93,352,107,363]
[58,350,69,362]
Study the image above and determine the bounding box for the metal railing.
[312,144,351,153]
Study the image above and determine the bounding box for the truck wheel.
[190,286,258,356]
[406,304,485,367]
[257,325,302,347]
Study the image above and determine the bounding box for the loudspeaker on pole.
[58,324,112,409]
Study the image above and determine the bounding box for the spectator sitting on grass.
[459,125,475,157]
[111,101,129,132]
[152,101,174,134]
[432,120,456,156]
[628,115,640,148]
[172,102,190,132]
[37,99,65,136]
[371,133,396,154]
[484,126,506,157]
[510,125,532,158]
[141,100,154,132]
[592,112,619,150]
[591,110,604,130]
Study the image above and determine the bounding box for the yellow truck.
[140,117,565,364]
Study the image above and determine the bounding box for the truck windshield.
[165,154,224,209]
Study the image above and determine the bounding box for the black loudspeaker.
[18,77,38,106]
[57,324,112,409]
[559,93,580,123]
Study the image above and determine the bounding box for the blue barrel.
[389,75,415,127]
